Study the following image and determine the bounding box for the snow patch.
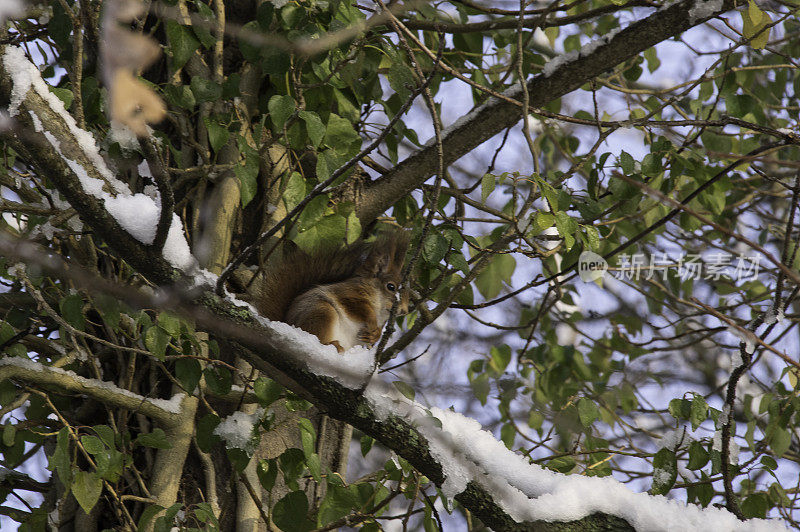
[689,0,724,23]
[0,357,184,414]
[214,408,264,450]
[3,46,197,271]
[362,376,786,530]
[543,28,621,78]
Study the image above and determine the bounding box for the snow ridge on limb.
[0,45,196,274]
[0,358,184,422]
[355,0,740,225]
[362,379,786,531]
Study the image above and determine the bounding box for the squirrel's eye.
[386,282,396,292]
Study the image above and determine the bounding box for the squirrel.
[250,230,411,353]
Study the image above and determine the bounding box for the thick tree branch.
[0,358,183,426]
[356,0,740,223]
[0,47,178,285]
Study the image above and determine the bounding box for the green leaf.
[175,358,202,393]
[194,502,219,526]
[165,20,200,70]
[92,425,116,449]
[318,484,358,526]
[345,211,362,244]
[650,448,677,495]
[279,448,306,487]
[742,1,771,49]
[257,459,278,491]
[273,491,310,532]
[687,473,714,507]
[60,294,85,330]
[253,378,283,407]
[771,427,791,457]
[386,57,415,100]
[2,422,15,447]
[145,326,170,360]
[293,213,349,253]
[577,398,599,427]
[234,157,259,208]
[196,414,221,453]
[546,456,576,473]
[282,172,306,210]
[554,212,577,251]
[306,452,322,482]
[686,441,709,470]
[203,367,232,395]
[422,233,448,264]
[470,373,490,405]
[529,212,555,236]
[360,435,374,457]
[641,153,661,177]
[238,21,264,63]
[138,504,165,531]
[668,398,691,420]
[690,395,708,430]
[475,253,516,299]
[481,174,495,203]
[51,87,74,109]
[297,194,330,229]
[157,312,182,338]
[500,423,515,449]
[190,77,222,103]
[268,94,296,131]
[324,113,360,148]
[163,84,196,109]
[47,428,72,487]
[619,151,635,174]
[741,493,769,519]
[300,111,325,147]
[392,381,416,401]
[760,455,778,470]
[93,294,121,330]
[298,418,316,458]
[489,344,511,374]
[204,118,230,153]
[80,435,105,455]
[581,225,600,252]
[72,471,103,514]
[448,252,469,275]
[136,429,172,449]
[643,47,660,73]
[227,447,251,472]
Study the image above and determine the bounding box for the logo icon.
[578,251,607,282]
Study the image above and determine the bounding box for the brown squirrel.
[251,230,411,352]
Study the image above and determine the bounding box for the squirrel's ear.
[360,247,387,274]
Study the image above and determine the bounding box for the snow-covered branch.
[0,358,184,425]
[0,45,194,284]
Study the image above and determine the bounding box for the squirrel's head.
[358,230,411,316]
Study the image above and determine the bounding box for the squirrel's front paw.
[358,326,382,345]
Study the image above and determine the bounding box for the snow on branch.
[363,379,786,531]
[0,45,196,275]
[0,357,184,425]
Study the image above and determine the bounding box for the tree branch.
[0,358,183,426]
[355,0,741,223]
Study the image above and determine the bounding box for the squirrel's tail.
[251,241,370,321]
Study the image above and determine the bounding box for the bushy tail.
[251,241,370,321]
